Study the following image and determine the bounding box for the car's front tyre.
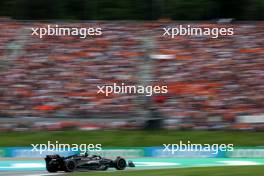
[114,157,127,170]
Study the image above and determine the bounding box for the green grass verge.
[69,166,264,176]
[0,130,264,147]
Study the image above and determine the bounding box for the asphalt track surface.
[1,158,264,176]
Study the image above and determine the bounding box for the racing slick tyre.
[64,160,76,172]
[114,157,127,170]
[46,161,59,173]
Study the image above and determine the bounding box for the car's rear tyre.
[114,157,127,170]
[64,160,76,172]
[46,161,58,173]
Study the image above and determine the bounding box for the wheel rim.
[118,159,126,168]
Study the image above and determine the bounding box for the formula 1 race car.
[45,153,135,172]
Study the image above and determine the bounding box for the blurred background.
[0,0,263,132]
[0,2,264,175]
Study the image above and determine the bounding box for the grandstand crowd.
[0,19,263,130]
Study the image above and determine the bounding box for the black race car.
[45,153,135,172]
